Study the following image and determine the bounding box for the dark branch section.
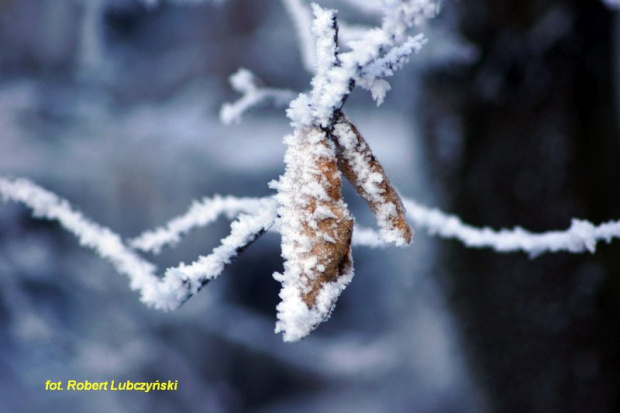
[421,1,620,412]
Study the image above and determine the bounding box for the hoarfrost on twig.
[3,177,619,313]
[220,68,297,124]
[3,0,619,343]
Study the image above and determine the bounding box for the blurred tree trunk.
[421,0,620,411]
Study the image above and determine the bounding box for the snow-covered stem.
[129,195,272,253]
[404,200,620,256]
[286,3,432,128]
[152,204,276,310]
[0,177,159,293]
[356,34,427,105]
[220,68,297,125]
[4,176,620,337]
[5,176,620,258]
[0,177,272,312]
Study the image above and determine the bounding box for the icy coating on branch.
[357,34,426,105]
[3,177,620,338]
[403,200,620,257]
[130,194,268,253]
[0,178,158,296]
[0,178,275,312]
[220,68,296,124]
[154,203,277,310]
[4,177,620,261]
[286,3,429,129]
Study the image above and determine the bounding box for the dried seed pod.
[332,111,413,246]
[272,126,354,342]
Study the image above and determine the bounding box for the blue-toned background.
[0,1,482,412]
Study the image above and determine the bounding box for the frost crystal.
[333,112,413,245]
[221,68,296,124]
[272,127,354,341]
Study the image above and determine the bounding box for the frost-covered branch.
[287,3,433,129]
[129,195,271,253]
[4,176,620,339]
[0,178,159,293]
[4,177,620,268]
[220,68,296,124]
[152,204,276,310]
[357,34,427,105]
[0,177,272,312]
[7,0,618,344]
[226,2,436,129]
[404,200,620,257]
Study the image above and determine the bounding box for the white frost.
[129,195,269,253]
[0,177,276,312]
[333,119,411,246]
[272,127,354,341]
[4,176,620,340]
[286,4,433,128]
[220,68,296,124]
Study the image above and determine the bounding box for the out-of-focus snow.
[0,0,484,412]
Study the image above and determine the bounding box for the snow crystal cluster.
[286,3,428,129]
[220,68,295,125]
[270,127,354,341]
[333,114,412,246]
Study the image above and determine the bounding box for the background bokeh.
[0,1,482,412]
[1,0,619,412]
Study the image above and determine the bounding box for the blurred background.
[0,0,618,412]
